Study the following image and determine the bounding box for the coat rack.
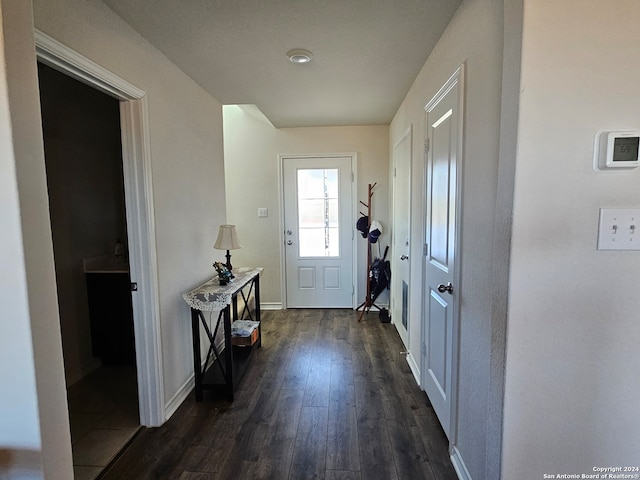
[357,182,381,321]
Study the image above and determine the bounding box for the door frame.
[391,125,412,348]
[278,153,358,309]
[421,65,464,449]
[35,31,165,426]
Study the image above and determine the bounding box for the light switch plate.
[597,208,640,250]
[257,208,268,218]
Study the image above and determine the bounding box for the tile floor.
[67,365,140,480]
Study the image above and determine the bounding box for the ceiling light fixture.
[286,49,314,64]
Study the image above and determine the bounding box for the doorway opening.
[35,30,164,434]
[38,61,140,477]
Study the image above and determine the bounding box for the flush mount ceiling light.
[286,49,314,64]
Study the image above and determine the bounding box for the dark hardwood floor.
[100,309,457,480]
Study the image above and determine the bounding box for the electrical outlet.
[597,208,640,250]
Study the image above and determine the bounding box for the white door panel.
[422,68,463,440]
[427,288,450,397]
[392,128,412,346]
[283,156,354,308]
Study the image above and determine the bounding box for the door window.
[297,168,339,257]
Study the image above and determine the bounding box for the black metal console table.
[183,267,262,401]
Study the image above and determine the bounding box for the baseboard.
[451,445,472,480]
[406,352,421,386]
[164,373,194,420]
[66,357,102,386]
[260,302,282,310]
[0,448,43,479]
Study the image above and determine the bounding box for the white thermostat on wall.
[594,130,640,171]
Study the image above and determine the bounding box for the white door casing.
[35,31,165,426]
[392,126,412,348]
[282,155,354,308]
[421,66,464,441]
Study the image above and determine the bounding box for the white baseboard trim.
[66,357,102,386]
[261,302,282,310]
[164,373,194,420]
[406,352,421,386]
[451,446,472,480]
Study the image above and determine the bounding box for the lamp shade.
[214,225,242,250]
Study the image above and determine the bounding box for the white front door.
[392,127,412,347]
[282,156,354,308]
[421,68,463,440]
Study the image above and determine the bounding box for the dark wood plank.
[325,470,362,480]
[281,328,317,390]
[351,338,376,385]
[386,419,437,480]
[382,394,418,427]
[414,414,459,480]
[98,428,182,480]
[354,378,386,421]
[289,406,329,480]
[329,356,356,407]
[357,417,398,480]
[326,403,359,471]
[214,422,268,476]
[303,338,332,407]
[178,472,214,480]
[253,388,304,480]
[182,433,234,477]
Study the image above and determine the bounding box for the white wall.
[1,0,227,476]
[31,0,227,411]
[0,0,42,461]
[503,0,640,476]
[223,105,389,308]
[0,1,70,477]
[389,0,505,478]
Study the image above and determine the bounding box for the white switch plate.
[597,208,640,250]
[257,208,268,218]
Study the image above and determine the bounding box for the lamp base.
[225,250,234,278]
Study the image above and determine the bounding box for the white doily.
[183,267,263,312]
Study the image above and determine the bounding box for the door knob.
[400,255,409,260]
[437,282,453,294]
[286,240,293,246]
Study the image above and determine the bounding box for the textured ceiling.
[102,0,461,127]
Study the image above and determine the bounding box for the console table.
[183,267,262,401]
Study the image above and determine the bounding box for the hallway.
[101,309,457,480]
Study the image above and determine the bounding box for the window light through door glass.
[297,168,339,257]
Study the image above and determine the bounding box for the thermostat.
[594,130,640,171]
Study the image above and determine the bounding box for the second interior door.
[283,156,354,308]
[392,127,412,347]
[422,68,463,440]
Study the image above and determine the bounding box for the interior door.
[392,127,412,347]
[421,68,463,440]
[282,156,354,308]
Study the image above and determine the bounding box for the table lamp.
[214,224,242,276]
